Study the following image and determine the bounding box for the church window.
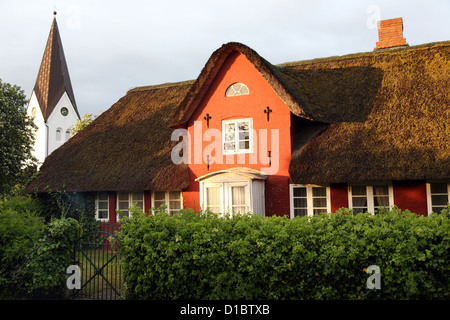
[225,83,249,97]
[65,130,71,141]
[56,128,62,141]
[61,107,69,116]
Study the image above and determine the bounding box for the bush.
[0,197,80,298]
[0,204,45,298]
[25,217,80,298]
[119,207,449,300]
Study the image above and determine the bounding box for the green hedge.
[0,197,79,299]
[119,207,449,300]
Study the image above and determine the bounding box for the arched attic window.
[225,83,249,97]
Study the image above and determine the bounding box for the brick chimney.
[375,18,408,50]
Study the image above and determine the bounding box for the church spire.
[33,13,80,121]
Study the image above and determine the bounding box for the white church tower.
[27,12,80,166]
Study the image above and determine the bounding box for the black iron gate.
[71,223,122,300]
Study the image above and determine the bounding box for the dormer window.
[225,83,249,97]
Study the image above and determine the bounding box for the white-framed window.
[201,181,250,215]
[152,191,183,216]
[426,182,450,214]
[222,118,253,154]
[348,184,394,214]
[117,191,144,218]
[225,83,249,97]
[65,129,71,141]
[290,184,331,218]
[95,192,109,221]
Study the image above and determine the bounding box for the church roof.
[33,16,80,121]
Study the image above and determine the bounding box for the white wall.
[26,92,47,166]
[46,92,79,156]
[26,91,79,166]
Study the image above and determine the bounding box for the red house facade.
[27,18,450,223]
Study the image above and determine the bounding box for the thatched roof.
[288,41,450,184]
[26,81,193,193]
[169,42,315,128]
[27,40,449,193]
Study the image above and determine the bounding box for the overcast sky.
[1,0,449,117]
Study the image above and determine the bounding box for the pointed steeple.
[33,12,80,121]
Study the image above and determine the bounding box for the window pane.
[207,187,220,206]
[239,141,250,150]
[131,192,143,201]
[373,185,389,196]
[353,208,366,214]
[237,121,249,131]
[352,196,367,207]
[99,202,108,210]
[224,123,236,142]
[431,183,448,194]
[118,192,128,201]
[294,198,307,208]
[224,141,235,152]
[239,131,250,140]
[431,195,449,206]
[294,208,307,217]
[154,191,165,201]
[240,85,249,95]
[374,195,390,207]
[169,191,180,200]
[293,187,306,197]
[233,206,247,214]
[432,206,444,214]
[313,208,327,215]
[352,186,366,195]
[134,201,143,209]
[154,200,165,208]
[98,192,108,201]
[313,197,327,208]
[169,201,181,209]
[312,187,326,197]
[232,186,245,205]
[119,202,129,210]
[98,210,108,219]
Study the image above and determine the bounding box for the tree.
[70,112,97,136]
[0,78,37,198]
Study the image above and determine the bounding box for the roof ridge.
[127,80,195,94]
[278,40,450,68]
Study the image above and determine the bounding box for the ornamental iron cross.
[264,106,272,121]
[204,113,212,127]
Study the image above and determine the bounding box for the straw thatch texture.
[288,42,450,184]
[26,81,193,193]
